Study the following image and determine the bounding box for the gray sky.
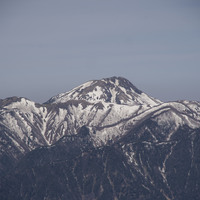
[0,0,200,103]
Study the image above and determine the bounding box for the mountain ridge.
[0,76,200,199]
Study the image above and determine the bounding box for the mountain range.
[0,76,200,200]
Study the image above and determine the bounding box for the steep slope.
[0,97,49,175]
[120,118,200,200]
[1,119,199,200]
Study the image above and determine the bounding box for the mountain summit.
[45,76,161,106]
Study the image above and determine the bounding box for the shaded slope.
[1,121,200,200]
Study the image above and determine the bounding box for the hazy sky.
[0,0,200,103]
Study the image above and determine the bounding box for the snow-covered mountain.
[0,77,160,155]
[0,76,200,199]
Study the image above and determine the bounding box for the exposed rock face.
[0,77,200,200]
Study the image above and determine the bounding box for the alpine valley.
[0,77,200,200]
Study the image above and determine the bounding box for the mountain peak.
[101,76,142,94]
[45,76,161,106]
